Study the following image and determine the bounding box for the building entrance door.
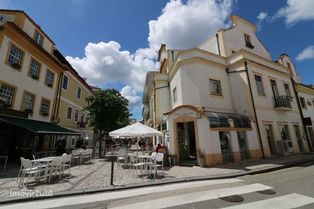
[307,127,314,151]
[280,125,293,154]
[177,122,197,165]
[294,125,305,152]
[219,131,232,163]
[265,124,277,155]
[237,131,249,160]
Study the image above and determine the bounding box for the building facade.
[294,83,314,151]
[143,16,310,167]
[0,10,94,159]
[55,65,95,151]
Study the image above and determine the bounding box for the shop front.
[0,114,80,161]
[165,105,261,167]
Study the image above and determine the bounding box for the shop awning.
[207,112,251,128]
[0,114,80,135]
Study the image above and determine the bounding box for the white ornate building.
[143,16,310,166]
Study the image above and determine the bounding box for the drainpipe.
[244,61,265,158]
[52,72,63,123]
[55,72,63,123]
[291,78,312,151]
[216,33,221,56]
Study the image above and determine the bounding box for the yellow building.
[52,56,95,150]
[0,10,93,159]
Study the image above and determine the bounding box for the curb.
[1,156,313,205]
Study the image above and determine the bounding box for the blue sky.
[2,0,314,120]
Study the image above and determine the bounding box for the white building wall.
[178,63,234,112]
[223,18,271,60]
[198,34,219,55]
[169,70,183,108]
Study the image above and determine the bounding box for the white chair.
[128,155,145,176]
[81,149,92,163]
[71,149,81,165]
[148,153,164,179]
[62,154,72,175]
[117,148,127,167]
[47,157,63,182]
[18,157,45,187]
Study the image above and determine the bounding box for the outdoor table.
[31,157,55,181]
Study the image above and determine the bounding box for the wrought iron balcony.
[273,95,292,110]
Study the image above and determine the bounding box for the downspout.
[291,78,312,151]
[55,72,63,123]
[51,72,63,123]
[244,61,265,158]
[216,33,221,56]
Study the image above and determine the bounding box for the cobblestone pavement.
[0,154,313,201]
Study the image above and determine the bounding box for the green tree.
[85,89,130,157]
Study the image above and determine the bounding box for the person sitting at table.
[139,139,146,151]
[156,143,165,153]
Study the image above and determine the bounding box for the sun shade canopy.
[207,112,251,128]
[0,114,80,135]
[109,122,164,138]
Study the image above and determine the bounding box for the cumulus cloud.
[256,12,268,31]
[66,0,234,118]
[120,85,141,111]
[66,41,158,91]
[148,0,233,50]
[274,0,314,25]
[296,45,314,61]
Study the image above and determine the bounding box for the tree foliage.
[85,89,130,133]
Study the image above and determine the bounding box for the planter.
[170,155,177,166]
[10,62,21,70]
[198,157,205,168]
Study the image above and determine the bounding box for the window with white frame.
[77,87,81,99]
[62,75,69,90]
[74,109,79,121]
[210,79,222,96]
[34,30,44,46]
[254,75,265,96]
[7,44,24,68]
[0,84,15,106]
[67,106,72,119]
[29,58,41,79]
[40,99,50,116]
[172,87,177,102]
[46,70,54,87]
[284,83,291,97]
[23,93,35,111]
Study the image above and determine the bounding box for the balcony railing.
[273,95,292,109]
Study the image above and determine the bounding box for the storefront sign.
[174,108,199,118]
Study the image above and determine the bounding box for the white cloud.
[148,0,233,50]
[296,45,314,61]
[274,0,314,25]
[120,85,141,111]
[256,12,268,31]
[66,0,234,118]
[66,41,158,92]
[257,12,268,21]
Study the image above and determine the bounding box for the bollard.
[110,156,114,185]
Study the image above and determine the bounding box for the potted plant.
[41,111,49,116]
[31,74,39,79]
[197,149,205,167]
[24,108,33,115]
[10,62,21,69]
[170,154,177,166]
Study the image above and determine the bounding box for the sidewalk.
[0,153,313,204]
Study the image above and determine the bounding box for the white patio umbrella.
[109,123,164,155]
[109,123,163,138]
